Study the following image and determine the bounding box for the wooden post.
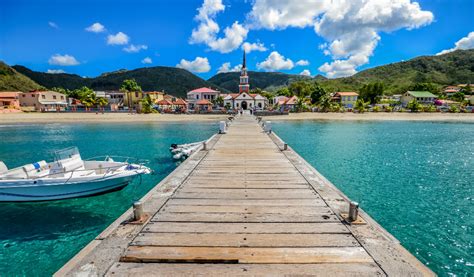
[133,201,144,221]
[283,143,288,151]
[202,141,207,151]
[349,201,359,222]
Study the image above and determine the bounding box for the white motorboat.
[170,141,204,160]
[0,147,151,202]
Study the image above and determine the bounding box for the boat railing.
[84,155,150,166]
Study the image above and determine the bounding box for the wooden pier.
[56,115,434,276]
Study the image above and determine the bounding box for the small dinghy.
[170,141,204,160]
[0,147,151,202]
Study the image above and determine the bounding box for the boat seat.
[22,160,49,178]
[60,156,85,172]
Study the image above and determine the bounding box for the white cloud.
[437,32,474,55]
[141,57,152,64]
[107,32,130,45]
[85,22,105,33]
[123,44,148,53]
[296,59,309,66]
[257,51,294,71]
[46,69,65,74]
[190,0,248,53]
[242,42,267,53]
[48,22,59,29]
[48,54,80,66]
[176,57,211,73]
[217,62,242,73]
[246,0,433,77]
[300,69,311,76]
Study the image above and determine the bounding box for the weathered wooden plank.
[143,222,350,234]
[161,205,331,214]
[106,262,385,276]
[121,246,373,264]
[132,233,359,247]
[185,183,310,189]
[165,198,326,206]
[152,213,339,223]
[173,191,318,199]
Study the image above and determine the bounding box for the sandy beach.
[1,112,474,124]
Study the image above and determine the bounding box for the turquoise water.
[0,122,217,276]
[273,120,473,276]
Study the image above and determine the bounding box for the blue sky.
[0,0,473,79]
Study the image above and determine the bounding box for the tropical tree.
[409,83,440,95]
[317,93,332,112]
[407,99,421,112]
[354,99,367,113]
[96,97,108,112]
[120,79,142,110]
[288,81,314,98]
[310,85,327,104]
[140,94,153,114]
[359,82,384,104]
[81,90,97,111]
[452,91,465,102]
[213,96,224,107]
[275,86,291,97]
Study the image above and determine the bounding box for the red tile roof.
[196,99,212,105]
[157,99,173,105]
[188,87,219,94]
[0,92,20,98]
[285,96,298,105]
[335,92,358,96]
[172,98,187,105]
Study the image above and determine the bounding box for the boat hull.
[0,175,137,202]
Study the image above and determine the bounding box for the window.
[135,92,139,98]
[61,96,64,100]
[236,103,239,107]
[258,102,262,108]
[196,95,200,99]
[53,95,57,99]
[42,95,46,99]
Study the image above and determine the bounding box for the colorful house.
[0,92,21,109]
[123,90,144,110]
[333,92,359,108]
[401,91,437,107]
[145,91,165,103]
[19,91,68,111]
[186,87,220,110]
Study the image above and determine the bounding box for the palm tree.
[318,94,332,112]
[96,97,108,112]
[81,92,97,112]
[354,99,367,113]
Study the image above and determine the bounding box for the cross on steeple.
[239,50,249,93]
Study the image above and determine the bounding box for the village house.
[123,90,143,110]
[186,87,220,110]
[144,91,165,103]
[223,51,267,110]
[443,86,461,96]
[401,91,437,107]
[332,92,359,108]
[0,92,21,109]
[19,91,68,111]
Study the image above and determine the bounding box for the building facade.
[401,91,436,107]
[186,87,220,110]
[223,51,267,110]
[19,91,68,111]
[332,92,359,108]
[0,92,20,109]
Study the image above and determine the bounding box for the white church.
[223,52,268,110]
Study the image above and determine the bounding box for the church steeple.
[239,51,249,94]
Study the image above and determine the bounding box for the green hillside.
[208,71,312,92]
[12,66,228,98]
[0,62,40,92]
[209,49,474,94]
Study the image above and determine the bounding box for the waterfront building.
[332,92,359,108]
[144,91,165,103]
[123,90,144,110]
[186,87,220,110]
[401,91,437,107]
[0,92,20,109]
[223,51,267,110]
[19,90,68,111]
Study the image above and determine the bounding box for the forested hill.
[12,65,228,98]
[0,62,41,92]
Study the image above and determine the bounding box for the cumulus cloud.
[217,62,242,73]
[46,69,65,74]
[257,51,294,71]
[48,54,80,66]
[247,0,433,77]
[300,69,311,76]
[141,57,152,64]
[176,57,211,73]
[242,42,267,53]
[123,44,148,53]
[107,32,130,45]
[437,32,474,55]
[296,59,309,66]
[85,22,106,33]
[190,0,248,53]
[48,22,59,29]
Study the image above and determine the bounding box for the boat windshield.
[54,147,81,161]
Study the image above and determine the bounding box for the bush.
[448,105,459,113]
[407,99,421,112]
[373,106,381,112]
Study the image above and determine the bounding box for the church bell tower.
[239,51,249,94]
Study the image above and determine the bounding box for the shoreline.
[1,112,474,124]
